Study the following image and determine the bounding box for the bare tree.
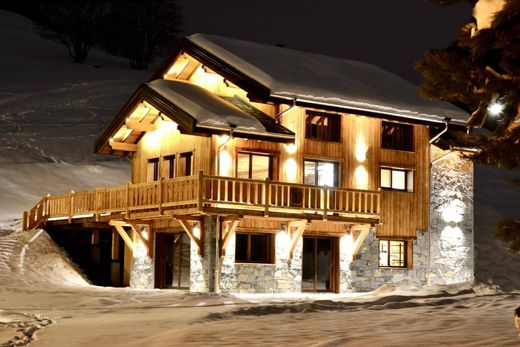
[103,0,182,70]
[38,2,107,63]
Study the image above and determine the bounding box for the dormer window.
[305,111,341,142]
[381,122,414,151]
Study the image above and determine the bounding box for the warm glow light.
[164,57,189,79]
[355,137,367,162]
[285,143,296,154]
[193,224,201,238]
[488,101,505,117]
[143,129,162,149]
[441,226,464,245]
[277,230,290,250]
[285,158,297,182]
[217,135,230,144]
[441,199,465,223]
[340,233,354,257]
[219,150,232,176]
[141,229,149,241]
[156,117,178,131]
[354,166,368,189]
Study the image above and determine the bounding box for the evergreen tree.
[417,0,520,252]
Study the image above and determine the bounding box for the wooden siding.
[132,129,212,184]
[124,101,430,239]
[26,52,432,240]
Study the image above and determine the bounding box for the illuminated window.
[235,233,274,263]
[236,152,274,180]
[164,155,175,179]
[380,167,413,192]
[178,152,192,177]
[147,158,159,182]
[305,111,341,142]
[379,240,407,267]
[304,160,339,187]
[382,122,414,151]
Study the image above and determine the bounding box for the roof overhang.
[153,36,468,129]
[95,80,294,155]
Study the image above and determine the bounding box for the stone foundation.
[344,229,429,292]
[219,230,302,294]
[129,238,154,289]
[146,150,474,293]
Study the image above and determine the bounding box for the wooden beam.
[127,222,154,258]
[109,220,135,254]
[288,220,307,260]
[173,215,204,223]
[178,219,203,256]
[351,224,371,261]
[125,119,157,132]
[109,140,137,152]
[177,60,200,80]
[220,219,239,257]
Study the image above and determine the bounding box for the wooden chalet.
[23,34,470,293]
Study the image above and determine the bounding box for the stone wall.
[219,230,302,294]
[129,238,154,289]
[344,228,429,292]
[190,216,216,292]
[429,150,474,285]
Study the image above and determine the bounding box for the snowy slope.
[0,10,150,221]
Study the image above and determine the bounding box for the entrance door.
[155,233,191,289]
[302,237,336,292]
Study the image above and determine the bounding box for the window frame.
[381,121,414,152]
[305,111,341,142]
[163,155,176,179]
[380,166,414,192]
[234,232,275,264]
[378,239,407,268]
[303,159,340,187]
[178,152,193,177]
[147,158,159,182]
[235,151,275,180]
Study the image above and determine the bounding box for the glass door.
[155,233,191,289]
[302,237,333,292]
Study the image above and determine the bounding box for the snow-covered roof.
[146,79,294,140]
[95,79,294,153]
[185,34,468,125]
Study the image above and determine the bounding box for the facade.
[24,34,474,293]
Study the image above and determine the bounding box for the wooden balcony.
[22,172,381,231]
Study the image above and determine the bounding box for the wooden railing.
[23,172,381,231]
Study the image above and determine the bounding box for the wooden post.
[68,191,74,223]
[323,187,328,221]
[197,170,204,212]
[125,182,130,217]
[158,177,163,215]
[94,188,100,221]
[264,177,270,217]
[22,211,28,232]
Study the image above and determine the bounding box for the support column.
[429,149,474,285]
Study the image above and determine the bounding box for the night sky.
[181,0,473,84]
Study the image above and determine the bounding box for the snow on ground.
[0,230,519,346]
[1,9,520,347]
